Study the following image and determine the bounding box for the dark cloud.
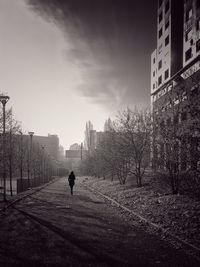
[26,0,157,110]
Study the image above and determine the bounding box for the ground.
[81,174,200,252]
[0,177,199,267]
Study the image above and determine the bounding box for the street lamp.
[28,131,34,187]
[0,95,10,202]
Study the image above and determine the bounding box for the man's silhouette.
[68,171,76,195]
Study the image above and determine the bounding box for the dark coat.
[68,172,75,186]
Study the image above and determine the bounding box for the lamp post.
[0,95,10,202]
[28,131,34,187]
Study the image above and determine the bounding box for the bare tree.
[115,108,151,187]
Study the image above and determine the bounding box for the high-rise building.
[84,121,93,150]
[151,0,200,170]
[151,0,200,105]
[151,0,184,103]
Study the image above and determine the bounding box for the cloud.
[26,0,153,110]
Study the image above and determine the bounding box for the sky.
[0,0,157,150]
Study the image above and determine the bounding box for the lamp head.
[28,131,34,137]
[0,95,10,105]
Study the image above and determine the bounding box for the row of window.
[159,1,170,23]
[152,68,169,90]
[185,0,200,22]
[185,39,200,61]
[185,18,200,43]
[159,1,200,27]
[158,69,169,85]
[159,20,170,38]
[185,0,200,23]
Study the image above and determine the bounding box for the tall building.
[151,0,184,103]
[84,121,93,150]
[151,0,200,170]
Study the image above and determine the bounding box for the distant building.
[104,118,113,132]
[84,121,93,150]
[96,131,105,147]
[21,134,60,160]
[65,150,86,160]
[83,120,113,151]
[69,143,81,150]
[58,145,65,161]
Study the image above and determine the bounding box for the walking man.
[68,171,76,195]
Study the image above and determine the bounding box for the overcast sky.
[0,0,157,149]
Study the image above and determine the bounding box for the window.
[158,60,162,70]
[186,8,192,22]
[165,1,170,13]
[164,69,169,80]
[185,48,192,61]
[159,12,163,23]
[165,35,169,46]
[159,28,163,38]
[158,75,162,85]
[153,83,155,90]
[153,57,156,64]
[165,20,169,30]
[153,71,155,77]
[185,28,193,41]
[196,39,200,52]
[159,0,163,7]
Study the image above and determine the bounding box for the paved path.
[0,177,199,267]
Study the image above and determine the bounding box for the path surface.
[0,177,199,267]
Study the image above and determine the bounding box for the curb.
[84,183,200,258]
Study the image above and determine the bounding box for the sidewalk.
[0,177,199,267]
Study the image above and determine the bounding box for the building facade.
[22,134,60,161]
[151,0,184,102]
[151,0,200,170]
